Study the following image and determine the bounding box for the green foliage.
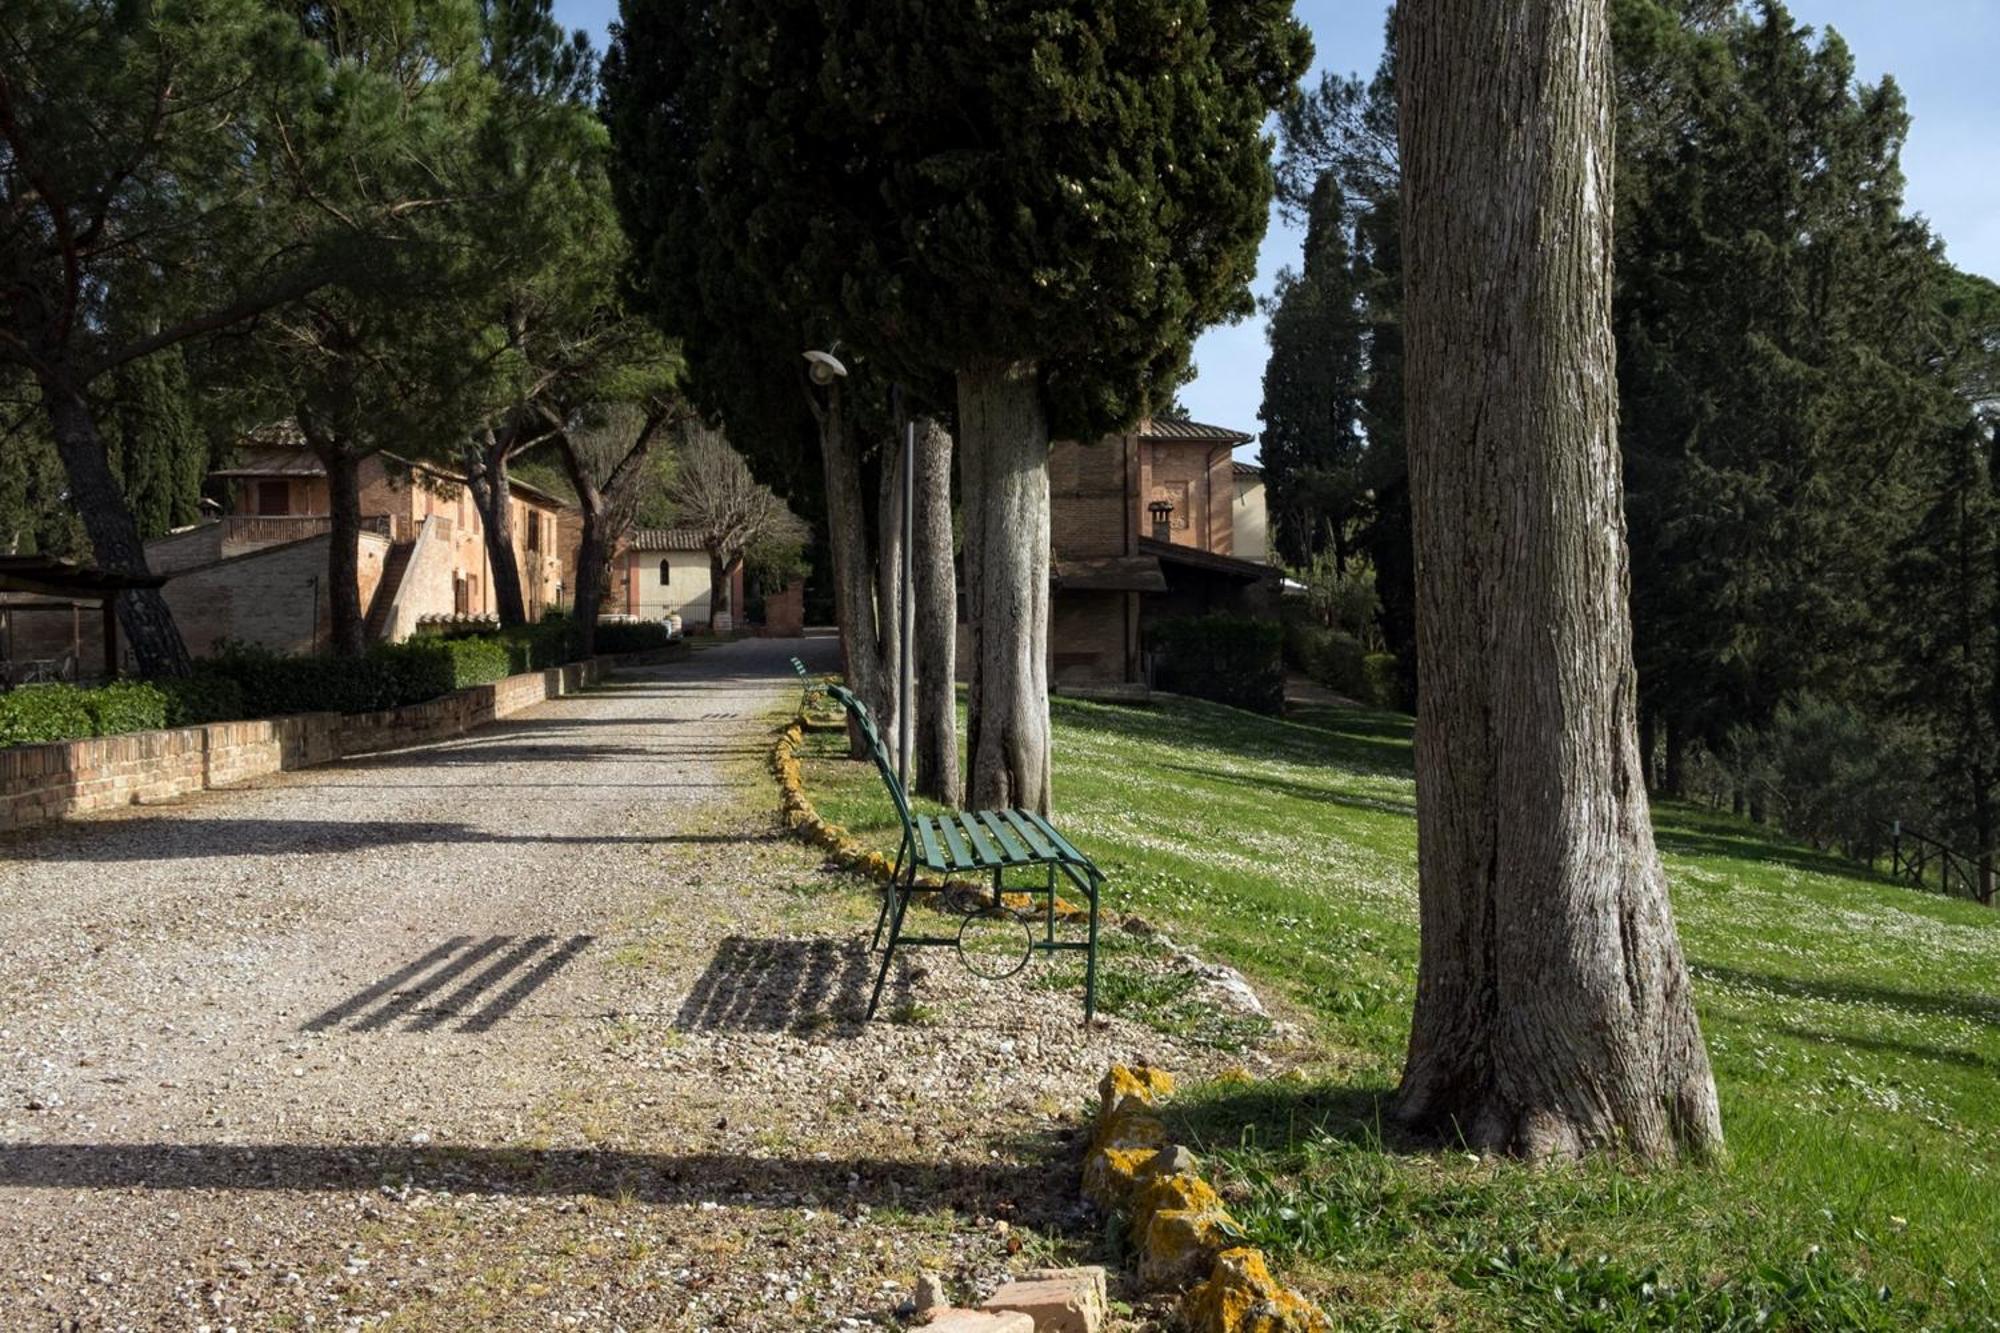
[156,674,248,727]
[79,680,169,736]
[592,621,675,655]
[1149,615,1285,715]
[106,348,209,539]
[1718,697,1929,859]
[624,0,1312,437]
[0,685,98,747]
[1259,175,1367,568]
[197,631,544,718]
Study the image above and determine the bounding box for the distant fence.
[1882,821,1994,905]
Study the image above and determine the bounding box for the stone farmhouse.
[8,434,577,666]
[1047,415,1278,688]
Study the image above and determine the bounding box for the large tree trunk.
[1394,0,1722,1162]
[707,547,731,631]
[913,415,962,806]
[557,437,609,659]
[465,429,528,627]
[815,387,891,758]
[876,436,906,759]
[957,362,1051,815]
[40,377,193,676]
[321,446,367,658]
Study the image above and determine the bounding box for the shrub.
[0,684,97,747]
[157,673,248,727]
[80,680,168,736]
[202,644,398,716]
[1362,653,1402,710]
[1150,615,1285,715]
[593,620,673,654]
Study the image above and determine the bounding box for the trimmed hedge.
[0,684,99,747]
[201,635,534,717]
[593,620,674,654]
[1150,615,1286,715]
[1,623,612,751]
[158,674,248,727]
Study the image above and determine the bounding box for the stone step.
[979,1265,1108,1333]
[924,1309,1033,1333]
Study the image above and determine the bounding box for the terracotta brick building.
[1047,415,1277,687]
[9,436,578,665]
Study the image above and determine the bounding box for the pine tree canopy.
[684,0,1311,437]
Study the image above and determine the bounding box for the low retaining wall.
[0,651,658,838]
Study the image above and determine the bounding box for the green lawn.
[796,694,2000,1330]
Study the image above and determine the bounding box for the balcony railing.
[221,514,395,547]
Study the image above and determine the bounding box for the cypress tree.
[1258,176,1366,570]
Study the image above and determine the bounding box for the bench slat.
[956,813,1005,866]
[938,816,976,870]
[1024,811,1090,867]
[979,811,1034,863]
[1001,809,1060,860]
[915,817,947,871]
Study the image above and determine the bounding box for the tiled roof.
[214,429,571,509]
[1231,460,1263,477]
[1140,415,1254,445]
[628,528,707,552]
[212,445,326,478]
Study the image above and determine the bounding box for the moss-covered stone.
[1180,1248,1329,1333]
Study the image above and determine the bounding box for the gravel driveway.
[0,636,1210,1331]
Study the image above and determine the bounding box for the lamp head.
[803,349,848,386]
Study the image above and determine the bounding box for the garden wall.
[0,654,646,839]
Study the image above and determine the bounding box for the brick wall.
[1050,436,1132,559]
[7,532,390,664]
[760,581,805,637]
[1052,590,1132,685]
[0,655,639,837]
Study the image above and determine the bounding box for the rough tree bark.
[465,427,528,627]
[958,362,1051,815]
[706,549,736,631]
[810,382,894,759]
[913,415,961,806]
[38,378,193,676]
[1394,0,1723,1161]
[318,444,367,658]
[875,435,906,751]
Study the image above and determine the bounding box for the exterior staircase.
[365,540,416,643]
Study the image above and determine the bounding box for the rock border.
[1087,1064,1328,1333]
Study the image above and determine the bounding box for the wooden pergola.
[0,557,168,682]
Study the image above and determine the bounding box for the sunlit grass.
[797,692,2000,1329]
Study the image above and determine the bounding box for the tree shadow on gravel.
[34,819,764,861]
[674,935,911,1035]
[0,1141,1073,1225]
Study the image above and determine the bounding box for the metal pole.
[898,415,916,787]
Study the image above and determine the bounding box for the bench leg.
[1083,873,1101,1024]
[869,882,893,952]
[867,868,914,1020]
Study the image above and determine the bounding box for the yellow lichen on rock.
[1099,1064,1175,1117]
[1180,1248,1330,1333]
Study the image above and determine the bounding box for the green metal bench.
[789,656,822,713]
[822,683,1104,1021]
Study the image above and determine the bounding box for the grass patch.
[796,691,2000,1329]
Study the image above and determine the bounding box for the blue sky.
[553,0,2000,457]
